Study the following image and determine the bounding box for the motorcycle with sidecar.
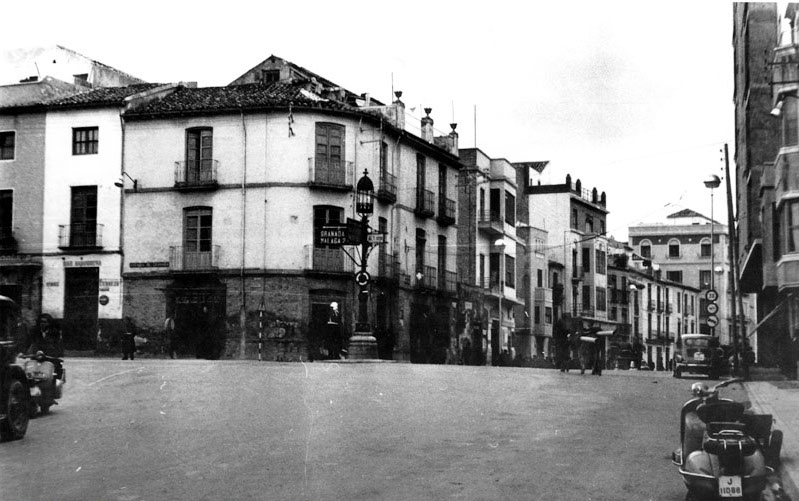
[19,351,65,416]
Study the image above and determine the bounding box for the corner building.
[121,58,461,361]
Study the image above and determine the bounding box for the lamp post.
[349,169,378,359]
[704,174,721,337]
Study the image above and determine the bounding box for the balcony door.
[70,186,97,247]
[186,128,213,184]
[183,207,213,269]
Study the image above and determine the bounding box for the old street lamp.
[349,168,378,359]
[356,169,374,216]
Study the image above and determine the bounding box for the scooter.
[672,378,783,500]
[18,351,65,416]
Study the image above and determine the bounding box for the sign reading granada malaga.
[318,224,348,246]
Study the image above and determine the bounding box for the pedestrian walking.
[165,315,177,359]
[121,317,137,360]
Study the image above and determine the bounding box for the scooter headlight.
[691,382,709,397]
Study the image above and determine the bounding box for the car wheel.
[674,368,682,378]
[1,378,29,441]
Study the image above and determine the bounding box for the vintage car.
[0,295,29,441]
[673,333,725,379]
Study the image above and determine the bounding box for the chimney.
[393,91,405,130]
[448,123,459,156]
[421,107,434,143]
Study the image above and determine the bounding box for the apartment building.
[629,210,757,357]
[735,3,799,378]
[0,84,175,347]
[120,57,461,361]
[524,171,613,344]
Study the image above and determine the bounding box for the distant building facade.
[629,210,757,356]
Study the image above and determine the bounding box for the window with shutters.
[315,123,345,185]
[72,127,98,155]
[184,128,214,185]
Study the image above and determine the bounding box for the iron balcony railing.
[437,197,456,225]
[377,170,397,203]
[308,158,354,189]
[58,224,103,249]
[415,189,435,218]
[416,265,437,289]
[169,245,220,271]
[437,269,456,293]
[478,210,504,236]
[304,245,355,274]
[175,159,219,187]
[378,250,399,279]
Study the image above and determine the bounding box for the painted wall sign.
[64,260,101,268]
[130,262,170,268]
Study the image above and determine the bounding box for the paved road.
[1,359,742,501]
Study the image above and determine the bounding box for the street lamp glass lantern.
[703,174,721,189]
[356,169,374,216]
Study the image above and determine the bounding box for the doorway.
[63,267,99,350]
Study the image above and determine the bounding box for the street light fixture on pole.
[348,169,378,360]
[704,174,721,338]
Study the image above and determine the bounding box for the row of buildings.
[0,46,748,369]
[733,2,799,379]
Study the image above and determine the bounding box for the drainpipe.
[118,111,126,330]
[240,108,248,358]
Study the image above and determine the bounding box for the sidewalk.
[746,373,799,500]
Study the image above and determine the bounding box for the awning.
[596,330,615,336]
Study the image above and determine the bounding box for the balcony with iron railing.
[377,250,399,281]
[414,189,435,218]
[304,245,355,274]
[437,197,456,226]
[438,269,457,293]
[308,158,354,191]
[416,265,437,289]
[58,224,103,249]
[648,300,655,311]
[174,159,219,190]
[478,210,504,237]
[376,171,397,204]
[169,245,220,271]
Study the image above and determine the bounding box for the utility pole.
[723,143,745,376]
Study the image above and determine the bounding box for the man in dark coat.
[121,317,137,360]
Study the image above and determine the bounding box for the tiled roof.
[44,83,164,107]
[128,81,357,116]
[126,80,357,117]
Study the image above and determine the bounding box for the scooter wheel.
[766,430,783,468]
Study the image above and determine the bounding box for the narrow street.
[1,359,736,501]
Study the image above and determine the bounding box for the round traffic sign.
[706,315,719,328]
[355,271,371,286]
[706,289,718,302]
[706,302,718,315]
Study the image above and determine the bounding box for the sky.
[0,0,744,242]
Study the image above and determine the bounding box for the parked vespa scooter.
[19,351,65,416]
[672,378,783,500]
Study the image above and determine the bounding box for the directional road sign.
[366,233,386,244]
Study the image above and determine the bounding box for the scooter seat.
[696,401,745,424]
